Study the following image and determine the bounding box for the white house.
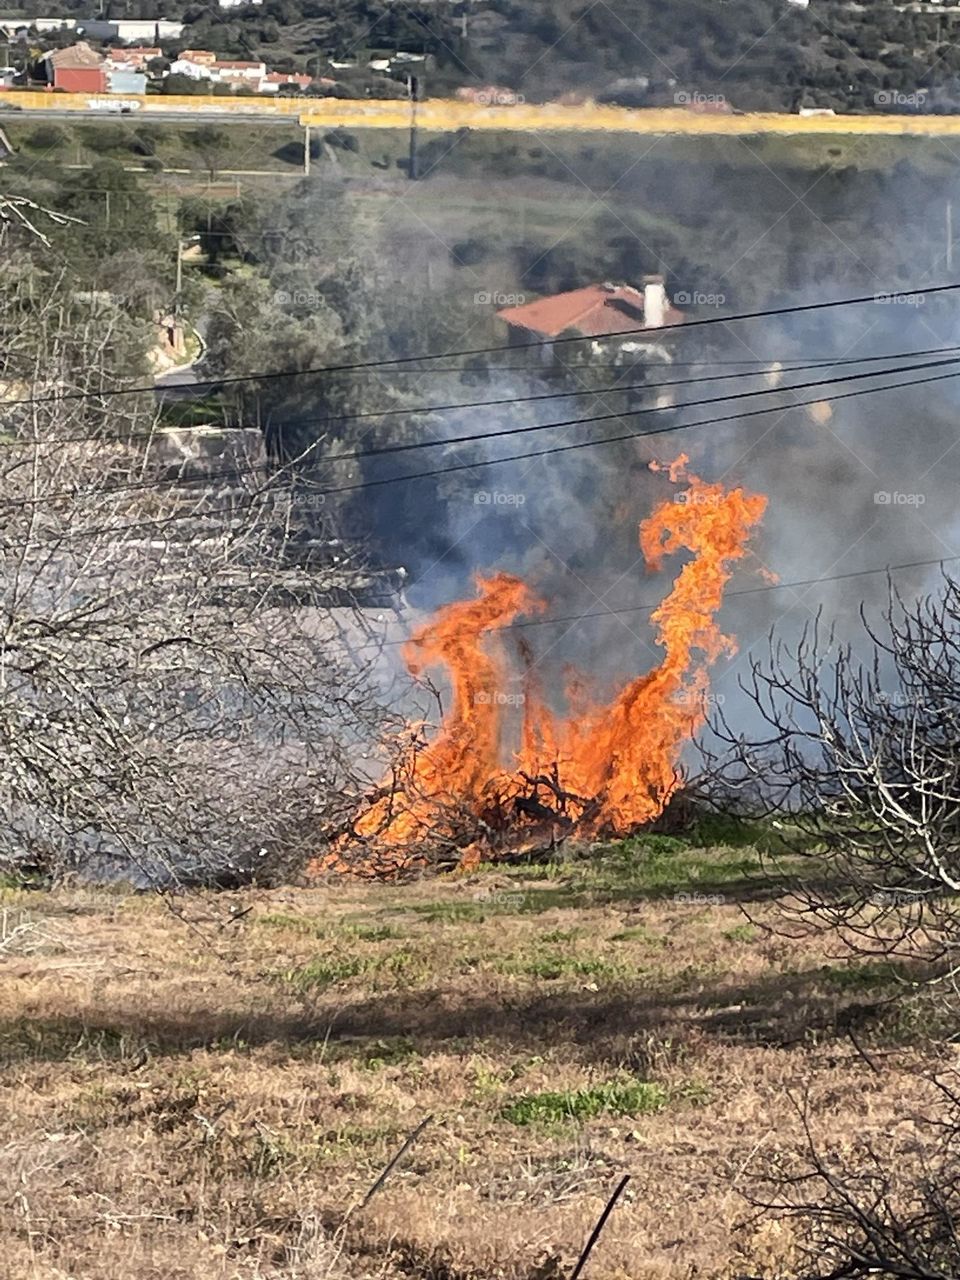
[212,60,267,82]
[169,57,213,80]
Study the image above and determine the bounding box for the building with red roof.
[42,41,107,92]
[105,46,160,69]
[497,277,684,345]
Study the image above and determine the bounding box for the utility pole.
[948,200,954,273]
[408,73,421,180]
[303,124,310,175]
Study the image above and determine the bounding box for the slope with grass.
[0,832,939,1279]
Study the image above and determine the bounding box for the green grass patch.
[279,955,369,991]
[343,923,405,942]
[539,927,582,943]
[685,813,791,853]
[408,886,576,922]
[500,1079,669,1126]
[722,923,760,944]
[496,947,627,981]
[817,960,907,991]
[610,924,669,946]
[577,839,770,901]
[258,911,327,936]
[0,1018,131,1064]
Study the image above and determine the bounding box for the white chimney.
[643,274,667,329]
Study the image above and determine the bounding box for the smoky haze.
[272,128,960,750]
[349,299,960,745]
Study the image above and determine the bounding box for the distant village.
[29,42,317,97]
[0,15,427,97]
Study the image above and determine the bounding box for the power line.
[364,553,960,649]
[4,359,958,548]
[259,346,960,440]
[297,352,960,469]
[301,359,960,497]
[7,344,960,453]
[7,354,959,510]
[6,284,960,409]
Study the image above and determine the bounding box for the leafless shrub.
[743,1078,960,1280]
[0,251,396,890]
[701,575,960,967]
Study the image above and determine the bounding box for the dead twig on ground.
[355,1115,433,1213]
[569,1174,630,1280]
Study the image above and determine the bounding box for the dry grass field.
[0,836,948,1280]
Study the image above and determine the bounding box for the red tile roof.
[107,46,160,60]
[45,41,104,70]
[497,283,684,339]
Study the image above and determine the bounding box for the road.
[2,108,297,125]
[8,92,960,137]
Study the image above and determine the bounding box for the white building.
[0,16,76,37]
[212,60,267,81]
[79,19,185,42]
[169,58,213,80]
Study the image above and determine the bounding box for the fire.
[316,460,766,878]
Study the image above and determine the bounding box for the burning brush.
[313,458,767,879]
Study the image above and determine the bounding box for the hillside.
[9,0,960,111]
[0,837,943,1279]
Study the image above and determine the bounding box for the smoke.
[288,131,960,758]
[360,296,960,748]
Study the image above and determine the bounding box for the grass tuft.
[500,1079,669,1126]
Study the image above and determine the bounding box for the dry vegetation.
[0,838,950,1280]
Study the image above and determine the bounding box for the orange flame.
[315,461,766,877]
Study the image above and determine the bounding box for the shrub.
[26,124,67,151]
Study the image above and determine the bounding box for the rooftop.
[497,280,684,339]
[44,40,104,69]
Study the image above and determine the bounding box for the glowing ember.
[315,459,767,878]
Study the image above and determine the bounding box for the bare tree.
[0,249,395,888]
[0,193,80,246]
[702,576,960,968]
